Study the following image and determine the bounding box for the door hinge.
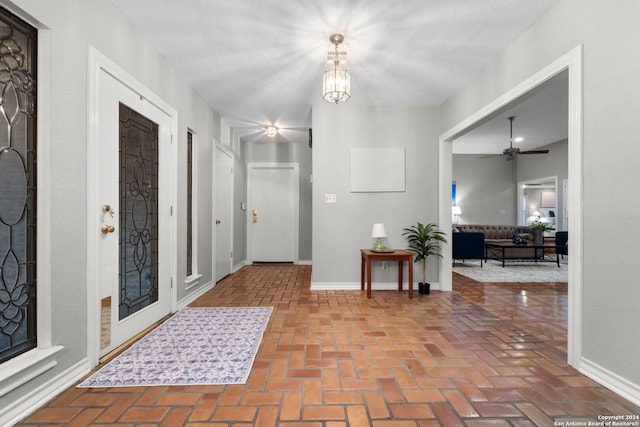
[170,133,174,144]
[170,277,173,288]
[230,251,233,258]
[170,205,173,216]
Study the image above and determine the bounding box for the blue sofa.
[452,231,485,266]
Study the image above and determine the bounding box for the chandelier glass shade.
[265,126,277,137]
[323,34,351,104]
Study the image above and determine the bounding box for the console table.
[360,249,414,299]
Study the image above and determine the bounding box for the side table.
[360,249,414,299]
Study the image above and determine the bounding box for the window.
[186,131,193,277]
[0,6,38,364]
[185,130,199,288]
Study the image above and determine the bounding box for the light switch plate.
[324,194,337,204]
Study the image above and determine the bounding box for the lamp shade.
[371,223,387,239]
[452,206,462,215]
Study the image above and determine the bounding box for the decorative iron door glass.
[119,103,159,320]
[0,10,38,364]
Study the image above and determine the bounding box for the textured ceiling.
[453,71,568,154]
[109,0,561,147]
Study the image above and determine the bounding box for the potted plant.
[402,222,447,295]
[529,219,554,245]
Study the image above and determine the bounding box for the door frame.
[438,45,583,366]
[86,46,178,367]
[214,142,234,281]
[246,162,299,264]
[516,176,558,226]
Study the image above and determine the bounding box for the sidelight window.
[0,7,38,364]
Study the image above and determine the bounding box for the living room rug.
[453,258,568,283]
[78,306,273,387]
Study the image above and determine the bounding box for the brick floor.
[15,264,640,426]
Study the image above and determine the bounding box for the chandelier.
[265,126,278,137]
[322,34,351,103]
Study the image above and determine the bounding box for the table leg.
[366,258,372,299]
[361,252,365,290]
[398,261,403,292]
[408,257,413,299]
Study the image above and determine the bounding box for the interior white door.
[97,70,172,356]
[248,164,299,263]
[214,146,233,281]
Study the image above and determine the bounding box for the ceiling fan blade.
[520,150,550,154]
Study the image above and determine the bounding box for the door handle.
[101,225,115,234]
[215,219,221,224]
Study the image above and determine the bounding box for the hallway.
[16,265,639,426]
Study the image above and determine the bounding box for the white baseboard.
[233,260,311,268]
[311,281,440,291]
[1,359,90,427]
[579,357,640,407]
[233,261,248,273]
[177,279,215,310]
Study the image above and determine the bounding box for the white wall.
[452,155,515,225]
[453,139,568,227]
[230,130,248,269]
[517,139,568,229]
[440,0,640,401]
[312,103,440,288]
[1,0,219,420]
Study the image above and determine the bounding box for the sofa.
[453,224,539,260]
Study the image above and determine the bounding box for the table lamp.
[452,205,462,224]
[371,223,387,252]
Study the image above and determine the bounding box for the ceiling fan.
[492,116,549,161]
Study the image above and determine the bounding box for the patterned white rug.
[453,258,568,282]
[78,306,273,387]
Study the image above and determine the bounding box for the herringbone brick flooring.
[16,264,640,426]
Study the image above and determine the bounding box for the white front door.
[214,145,233,281]
[248,163,299,263]
[96,68,173,357]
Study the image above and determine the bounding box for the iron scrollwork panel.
[118,103,159,321]
[0,8,37,363]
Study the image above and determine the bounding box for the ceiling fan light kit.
[323,33,351,104]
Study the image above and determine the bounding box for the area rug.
[78,306,273,387]
[453,258,568,283]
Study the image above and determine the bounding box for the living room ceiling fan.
[485,116,550,161]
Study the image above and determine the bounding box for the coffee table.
[484,241,561,267]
